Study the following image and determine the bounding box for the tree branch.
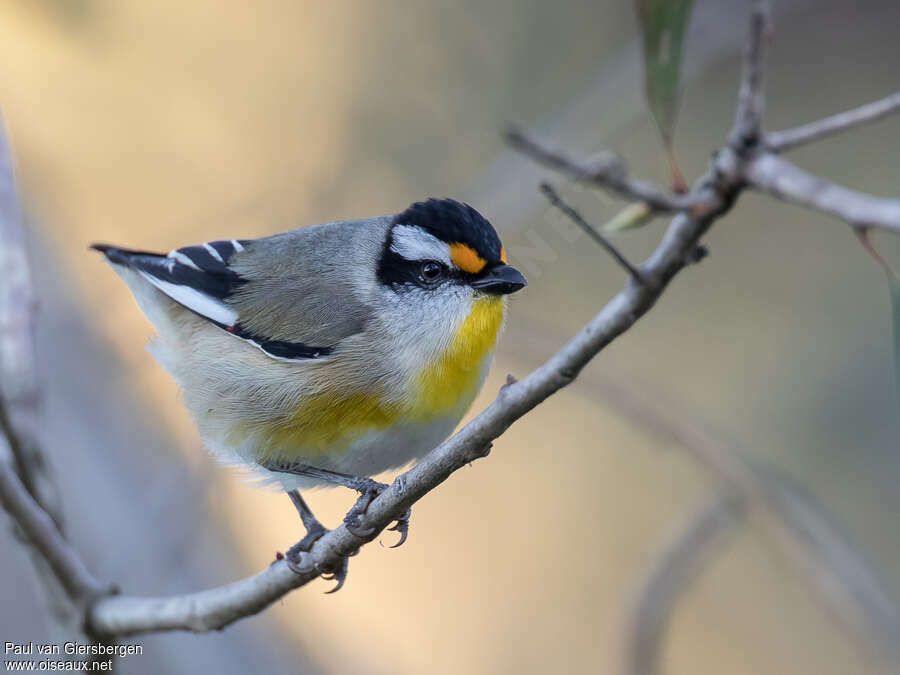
[539,182,643,281]
[745,152,900,234]
[765,91,900,152]
[728,0,771,146]
[504,126,699,213]
[0,435,107,606]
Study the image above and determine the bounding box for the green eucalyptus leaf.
[635,0,694,147]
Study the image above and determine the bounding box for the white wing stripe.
[203,242,224,263]
[167,249,201,270]
[139,271,238,325]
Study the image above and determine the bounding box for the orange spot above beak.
[500,246,508,264]
[450,243,487,274]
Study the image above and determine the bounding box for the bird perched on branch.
[91,198,526,590]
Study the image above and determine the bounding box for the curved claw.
[387,528,408,549]
[325,578,346,594]
[321,557,349,594]
[385,510,411,548]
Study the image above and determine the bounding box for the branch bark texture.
[745,152,900,233]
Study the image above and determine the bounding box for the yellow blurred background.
[1,1,900,673]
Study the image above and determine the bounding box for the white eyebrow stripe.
[231,239,245,252]
[167,249,201,270]
[203,242,224,263]
[390,225,452,266]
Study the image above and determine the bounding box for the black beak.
[470,264,527,295]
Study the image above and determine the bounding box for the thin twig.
[505,126,698,213]
[765,91,900,152]
[745,152,900,234]
[0,434,107,604]
[539,182,643,281]
[624,494,745,675]
[728,0,771,147]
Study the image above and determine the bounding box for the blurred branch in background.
[745,152,900,234]
[728,0,769,147]
[0,121,61,530]
[624,493,746,675]
[612,384,900,674]
[504,126,699,213]
[0,119,110,643]
[0,114,129,645]
[1,3,900,672]
[765,91,900,152]
[0,432,108,609]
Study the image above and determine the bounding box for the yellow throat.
[414,294,505,415]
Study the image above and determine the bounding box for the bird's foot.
[284,546,352,594]
[286,518,327,558]
[283,523,356,593]
[284,518,327,572]
[343,478,412,548]
[283,488,353,591]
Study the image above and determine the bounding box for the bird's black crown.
[393,198,503,265]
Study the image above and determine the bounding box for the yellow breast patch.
[237,391,405,461]
[414,295,504,415]
[230,296,505,461]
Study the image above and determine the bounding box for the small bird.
[92,198,525,589]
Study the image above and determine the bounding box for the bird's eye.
[419,261,444,284]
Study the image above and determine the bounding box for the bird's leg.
[286,489,327,554]
[265,461,411,547]
[281,489,351,592]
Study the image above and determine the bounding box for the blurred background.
[1,0,900,673]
